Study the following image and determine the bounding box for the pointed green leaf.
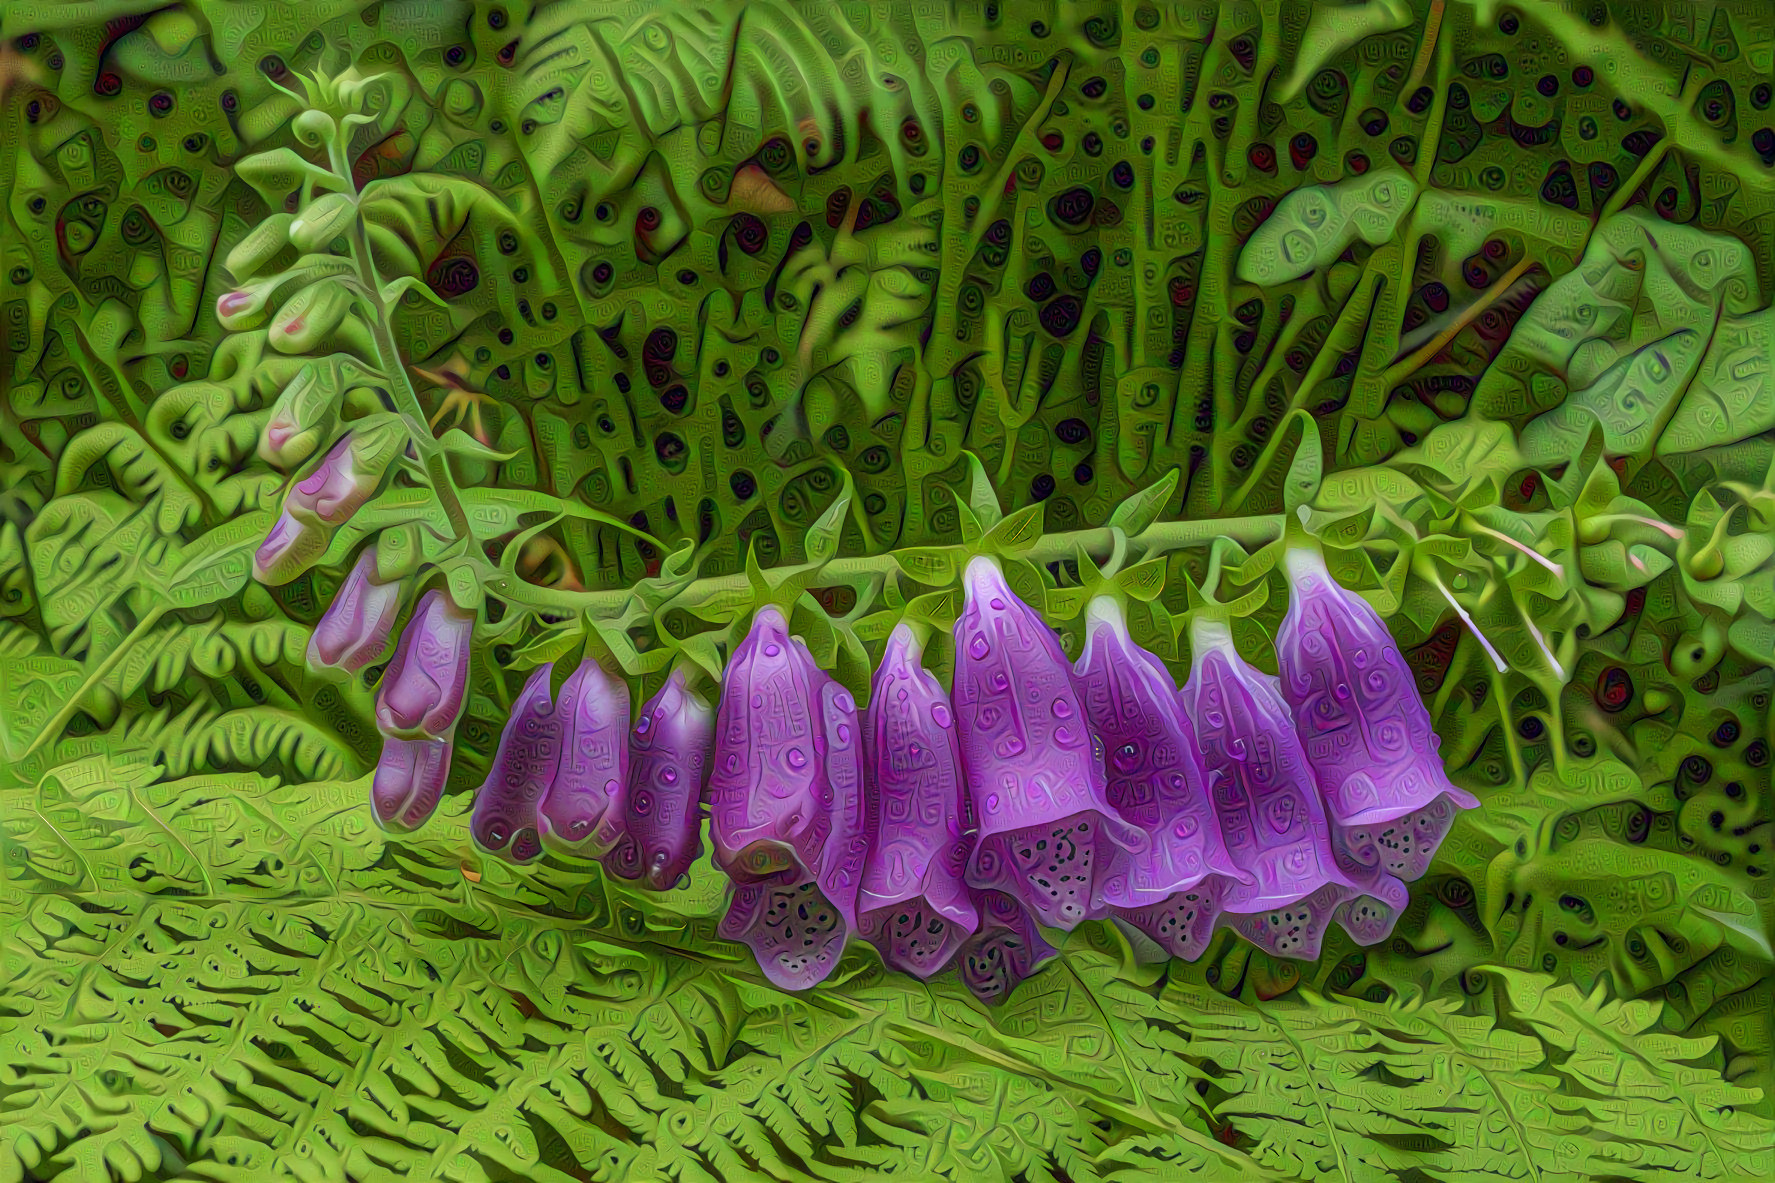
[1115,557,1169,603]
[983,503,1045,556]
[1107,467,1180,536]
[804,488,852,566]
[962,451,1002,530]
[895,546,963,588]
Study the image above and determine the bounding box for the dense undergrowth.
[1,1,1772,1180]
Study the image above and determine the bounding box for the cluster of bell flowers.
[704,552,1478,996]
[277,490,1476,997]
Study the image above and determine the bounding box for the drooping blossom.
[952,556,1142,931]
[371,736,452,832]
[709,606,840,883]
[1073,596,1250,960]
[1180,616,1395,961]
[858,624,979,978]
[471,664,558,864]
[375,588,474,741]
[712,608,870,989]
[536,657,631,857]
[285,419,402,528]
[307,545,400,679]
[1277,546,1479,881]
[954,890,1058,1006]
[251,510,328,586]
[603,668,714,891]
[368,588,474,835]
[260,363,337,469]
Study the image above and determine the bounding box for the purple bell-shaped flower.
[1074,597,1251,960]
[712,609,870,989]
[952,557,1143,931]
[369,588,474,833]
[1180,617,1403,960]
[603,669,714,890]
[858,625,979,978]
[470,664,560,864]
[1277,546,1479,881]
[307,546,401,679]
[537,657,631,857]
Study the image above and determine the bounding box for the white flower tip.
[1084,595,1125,634]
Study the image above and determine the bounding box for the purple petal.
[815,677,871,942]
[1180,618,1358,925]
[308,547,401,678]
[1278,546,1478,866]
[1113,876,1229,963]
[252,510,327,586]
[375,589,473,740]
[538,657,631,856]
[289,434,363,526]
[720,870,849,991]
[953,557,1143,930]
[1338,793,1467,883]
[602,669,712,890]
[470,665,559,863]
[708,607,835,883]
[1074,597,1249,908]
[859,625,979,977]
[955,889,1057,1006]
[371,736,452,832]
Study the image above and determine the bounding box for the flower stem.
[491,513,1287,617]
[328,137,471,543]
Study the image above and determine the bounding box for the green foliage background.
[2,1,1773,1180]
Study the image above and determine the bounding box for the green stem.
[493,513,1285,617]
[329,137,472,544]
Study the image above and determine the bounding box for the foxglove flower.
[307,546,400,679]
[375,589,473,740]
[371,736,452,832]
[471,665,558,864]
[537,657,631,856]
[955,890,1058,1006]
[261,363,337,469]
[859,625,979,978]
[717,635,870,990]
[1278,547,1479,881]
[1180,616,1388,961]
[709,607,840,883]
[1074,597,1250,961]
[952,556,1142,931]
[286,419,402,529]
[252,510,328,586]
[603,669,714,890]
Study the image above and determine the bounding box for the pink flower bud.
[375,589,473,741]
[307,546,401,678]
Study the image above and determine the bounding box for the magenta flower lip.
[1181,616,1358,916]
[602,668,714,891]
[859,624,979,978]
[955,889,1057,1006]
[952,556,1143,932]
[1074,596,1250,909]
[471,664,560,864]
[375,589,473,741]
[307,546,401,678]
[537,657,632,857]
